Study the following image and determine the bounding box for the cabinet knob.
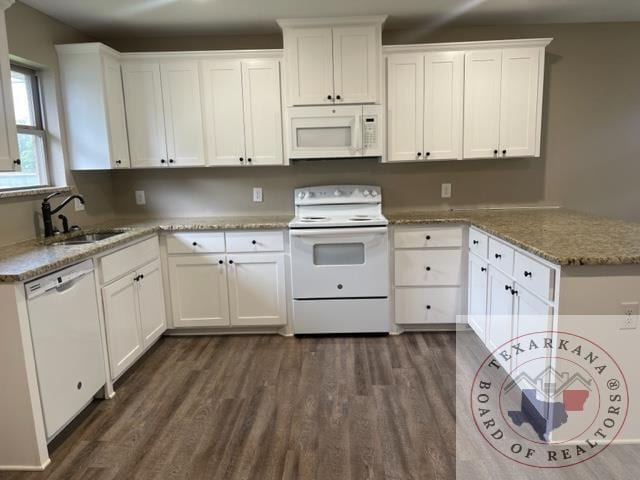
[493,149,498,155]
[218,260,223,264]
[116,160,122,165]
[495,253,502,259]
[505,284,511,291]
[511,289,519,296]
[251,240,257,245]
[192,241,198,246]
[425,235,431,240]
[228,259,234,264]
[524,271,532,278]
[481,267,487,272]
[77,381,82,390]
[239,157,244,163]
[169,158,175,164]
[425,266,431,271]
[247,158,252,163]
[327,94,332,100]
[417,152,422,157]
[426,152,430,156]
[160,159,166,164]
[336,95,341,100]
[13,158,21,166]
[140,274,144,280]
[426,305,431,310]
[472,240,479,245]
[502,149,507,155]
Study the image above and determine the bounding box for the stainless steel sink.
[51,231,125,246]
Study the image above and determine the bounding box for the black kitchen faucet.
[41,192,85,237]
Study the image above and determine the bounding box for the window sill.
[0,185,72,200]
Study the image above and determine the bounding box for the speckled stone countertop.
[0,215,292,282]
[386,208,640,266]
[2,209,640,282]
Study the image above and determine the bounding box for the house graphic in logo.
[504,366,593,441]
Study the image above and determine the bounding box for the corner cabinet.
[384,38,551,162]
[278,16,386,106]
[56,43,130,170]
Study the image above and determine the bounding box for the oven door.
[286,105,362,159]
[290,227,389,299]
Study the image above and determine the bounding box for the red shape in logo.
[563,389,589,411]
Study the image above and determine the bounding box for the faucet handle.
[58,214,70,234]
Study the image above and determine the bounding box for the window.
[0,65,48,190]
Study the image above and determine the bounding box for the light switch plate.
[441,183,452,199]
[135,190,146,205]
[253,187,263,203]
[74,198,85,211]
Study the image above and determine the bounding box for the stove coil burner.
[299,216,328,223]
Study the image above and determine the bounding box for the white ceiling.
[20,0,640,38]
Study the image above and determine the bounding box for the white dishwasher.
[26,259,106,440]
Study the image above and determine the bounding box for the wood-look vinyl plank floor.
[1,332,640,480]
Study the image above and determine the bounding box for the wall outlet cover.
[620,302,639,330]
[74,198,85,211]
[135,190,146,205]
[441,183,452,199]
[253,187,263,203]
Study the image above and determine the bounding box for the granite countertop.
[1,209,640,283]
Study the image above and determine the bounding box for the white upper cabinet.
[160,61,206,167]
[0,8,18,172]
[423,51,463,160]
[56,43,130,170]
[386,54,423,162]
[283,27,334,106]
[279,17,385,106]
[122,62,167,168]
[463,49,503,159]
[241,60,283,166]
[499,48,541,158]
[332,25,378,104]
[202,58,284,167]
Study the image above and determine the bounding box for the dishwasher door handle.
[44,270,93,294]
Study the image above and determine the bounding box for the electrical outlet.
[620,302,639,330]
[135,190,146,205]
[74,198,85,211]
[441,183,452,199]
[253,187,263,203]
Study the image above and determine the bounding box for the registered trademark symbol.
[607,379,620,390]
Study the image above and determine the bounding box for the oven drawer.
[395,287,460,324]
[394,250,462,286]
[394,226,463,249]
[290,227,390,299]
[225,231,284,253]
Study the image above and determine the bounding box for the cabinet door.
[227,253,287,326]
[332,25,377,104]
[160,61,206,166]
[201,60,246,166]
[386,54,424,162]
[499,48,541,158]
[241,60,283,166]
[168,255,230,327]
[285,27,334,106]
[424,52,463,160]
[486,266,513,366]
[102,274,142,379]
[102,55,130,168]
[137,259,167,348]
[122,62,167,167]
[468,254,489,341]
[0,10,18,172]
[463,50,502,159]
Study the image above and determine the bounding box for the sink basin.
[51,231,125,246]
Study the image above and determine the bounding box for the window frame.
[0,63,50,190]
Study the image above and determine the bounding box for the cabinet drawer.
[166,232,225,254]
[513,252,555,301]
[395,287,460,324]
[100,236,159,284]
[488,238,514,274]
[225,231,284,253]
[394,226,462,249]
[395,250,462,286]
[469,228,488,258]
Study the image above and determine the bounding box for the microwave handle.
[355,113,363,153]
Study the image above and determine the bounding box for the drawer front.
[100,236,159,284]
[488,238,515,275]
[395,250,462,286]
[394,226,463,249]
[514,252,555,301]
[469,228,488,258]
[225,231,284,253]
[395,287,460,324]
[166,232,225,254]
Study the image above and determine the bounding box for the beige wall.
[106,22,640,221]
[0,2,115,245]
[2,4,640,246]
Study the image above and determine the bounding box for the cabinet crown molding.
[277,15,387,29]
[55,42,121,58]
[383,37,553,54]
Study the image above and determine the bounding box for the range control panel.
[294,185,382,205]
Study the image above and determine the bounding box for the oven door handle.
[290,227,388,237]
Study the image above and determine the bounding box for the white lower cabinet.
[395,287,460,324]
[168,254,230,327]
[137,259,168,346]
[166,231,288,329]
[486,266,514,357]
[467,253,489,340]
[227,254,287,326]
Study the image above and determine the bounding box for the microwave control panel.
[363,116,378,148]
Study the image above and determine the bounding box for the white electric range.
[289,185,390,334]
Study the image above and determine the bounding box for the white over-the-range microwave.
[284,105,383,160]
